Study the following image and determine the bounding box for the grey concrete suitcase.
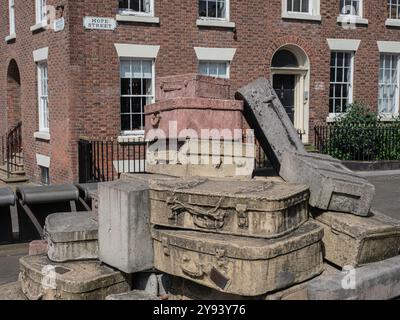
[312,210,400,267]
[150,178,309,239]
[19,255,130,300]
[152,222,324,296]
[44,212,98,262]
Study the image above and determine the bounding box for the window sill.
[116,14,160,24]
[34,131,51,141]
[30,22,47,32]
[118,134,145,143]
[326,114,344,123]
[379,113,400,121]
[5,34,16,43]
[196,19,235,28]
[336,15,368,25]
[281,12,321,22]
[385,19,400,27]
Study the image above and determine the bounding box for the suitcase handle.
[167,197,225,230]
[181,255,206,279]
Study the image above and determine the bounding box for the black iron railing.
[1,122,23,178]
[78,137,147,183]
[314,124,400,161]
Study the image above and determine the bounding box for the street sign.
[83,17,117,31]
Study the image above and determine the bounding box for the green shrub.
[320,102,400,161]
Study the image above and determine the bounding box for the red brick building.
[1,0,400,184]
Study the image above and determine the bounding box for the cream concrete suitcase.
[150,178,309,239]
[19,255,130,300]
[152,222,324,296]
[312,210,400,267]
[44,212,98,262]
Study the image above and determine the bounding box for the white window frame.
[198,0,230,21]
[328,51,355,117]
[9,0,15,36]
[35,0,47,24]
[378,54,400,117]
[120,59,155,135]
[118,0,155,17]
[386,0,400,26]
[339,0,363,17]
[282,0,321,21]
[37,62,49,133]
[199,61,230,79]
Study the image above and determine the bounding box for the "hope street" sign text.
[83,17,117,31]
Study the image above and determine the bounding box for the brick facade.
[1,0,399,183]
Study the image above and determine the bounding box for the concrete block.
[156,73,231,101]
[98,180,153,273]
[44,212,98,262]
[236,78,375,216]
[307,255,400,300]
[106,290,160,300]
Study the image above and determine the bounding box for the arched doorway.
[7,59,22,130]
[271,45,310,142]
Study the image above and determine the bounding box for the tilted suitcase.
[312,210,400,267]
[150,178,309,239]
[19,255,130,300]
[152,222,324,296]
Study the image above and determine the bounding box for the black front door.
[273,74,295,123]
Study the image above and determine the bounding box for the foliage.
[318,103,400,161]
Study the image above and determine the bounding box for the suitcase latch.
[161,236,170,256]
[236,204,249,229]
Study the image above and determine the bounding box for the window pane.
[208,1,217,18]
[199,0,207,17]
[121,115,131,131]
[131,79,141,95]
[119,0,129,9]
[217,0,226,18]
[132,115,142,130]
[132,97,141,113]
[121,78,131,95]
[199,62,208,75]
[121,97,130,113]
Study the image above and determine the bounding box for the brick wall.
[1,0,399,183]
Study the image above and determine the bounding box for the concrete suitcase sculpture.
[312,210,400,267]
[152,222,324,296]
[236,78,375,216]
[150,178,309,239]
[44,212,99,262]
[19,255,130,300]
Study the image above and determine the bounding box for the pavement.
[358,170,400,220]
[0,243,28,286]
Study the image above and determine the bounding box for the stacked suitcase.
[18,211,130,300]
[148,177,325,298]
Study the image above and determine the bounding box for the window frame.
[329,51,355,116]
[37,62,49,133]
[378,54,400,116]
[387,0,400,20]
[35,0,47,25]
[119,58,156,135]
[198,0,230,22]
[282,0,321,20]
[339,0,363,18]
[9,0,15,36]
[198,60,230,79]
[40,166,50,185]
[118,0,155,17]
